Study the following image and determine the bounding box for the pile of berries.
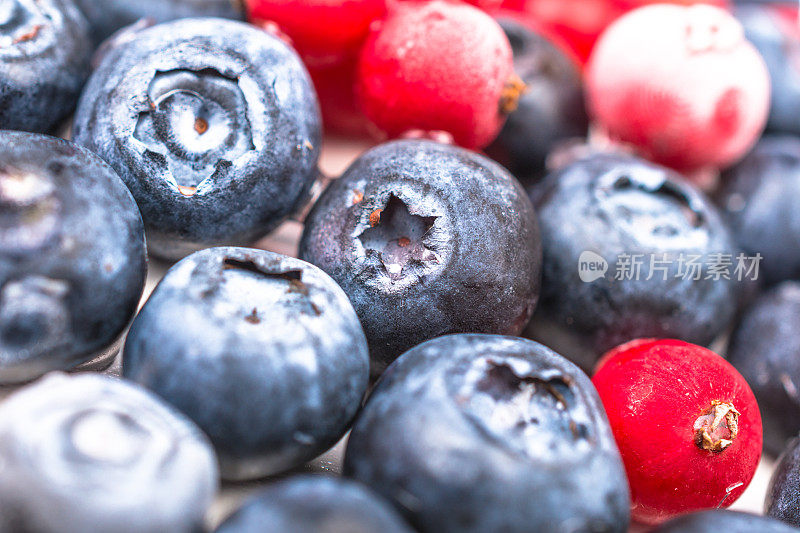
[4,0,800,532]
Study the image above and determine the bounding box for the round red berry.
[309,58,370,137]
[505,0,624,65]
[465,0,504,11]
[245,0,386,67]
[586,4,770,174]
[498,0,729,65]
[592,339,762,525]
[356,0,518,150]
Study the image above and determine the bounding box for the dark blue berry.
[0,0,91,133]
[717,136,800,286]
[735,3,800,136]
[73,0,244,45]
[73,18,321,260]
[0,131,146,383]
[528,153,740,369]
[300,139,541,376]
[728,282,800,456]
[0,373,217,533]
[767,436,800,528]
[215,476,413,533]
[653,510,799,533]
[487,17,588,184]
[344,334,630,533]
[123,247,369,480]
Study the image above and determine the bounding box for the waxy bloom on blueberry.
[301,140,542,376]
[0,132,146,384]
[73,17,322,260]
[124,247,369,481]
[0,373,218,533]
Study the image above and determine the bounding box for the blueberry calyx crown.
[0,1,54,57]
[454,357,594,458]
[220,257,321,317]
[133,68,255,195]
[357,194,440,282]
[694,400,739,453]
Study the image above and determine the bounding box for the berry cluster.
[1,0,800,532]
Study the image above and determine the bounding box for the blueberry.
[123,247,369,480]
[0,0,91,133]
[528,153,740,369]
[0,131,146,384]
[717,136,800,286]
[300,139,541,376]
[73,18,321,260]
[486,17,588,184]
[215,475,413,533]
[727,282,800,456]
[653,510,799,533]
[73,0,244,45]
[767,436,800,527]
[734,4,800,136]
[0,373,218,533]
[344,334,630,533]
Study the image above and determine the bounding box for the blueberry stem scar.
[358,195,438,281]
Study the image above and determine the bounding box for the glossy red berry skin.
[592,339,762,525]
[502,0,623,65]
[357,0,515,150]
[499,0,727,66]
[309,58,370,137]
[245,0,386,67]
[465,0,504,11]
[586,4,770,174]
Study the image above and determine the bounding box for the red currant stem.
[693,401,739,453]
[499,73,527,115]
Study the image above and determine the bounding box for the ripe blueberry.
[717,136,800,286]
[73,18,321,260]
[529,153,740,369]
[727,282,800,456]
[73,0,244,45]
[300,139,541,376]
[123,247,369,480]
[345,334,630,533]
[0,0,91,133]
[215,476,413,533]
[0,373,217,533]
[767,436,800,528]
[653,510,799,533]
[486,16,588,184]
[0,131,146,384]
[735,3,800,136]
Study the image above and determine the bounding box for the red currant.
[504,0,623,65]
[464,0,504,11]
[309,58,370,137]
[499,0,729,66]
[592,339,762,525]
[245,0,386,67]
[356,0,518,150]
[586,4,770,174]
